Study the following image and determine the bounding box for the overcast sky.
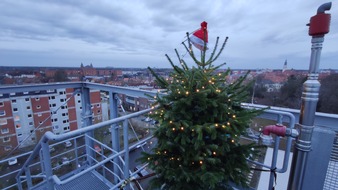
[0,0,337,70]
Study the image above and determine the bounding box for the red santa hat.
[190,21,208,50]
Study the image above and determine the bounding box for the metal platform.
[55,171,113,190]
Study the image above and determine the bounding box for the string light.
[231,139,235,143]
[199,160,203,165]
[172,127,176,131]
[222,125,226,128]
[215,123,218,127]
[196,89,200,92]
[170,121,173,124]
[180,127,184,130]
[232,115,236,118]
[185,91,189,95]
[213,151,217,155]
[227,122,230,126]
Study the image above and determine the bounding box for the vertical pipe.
[288,36,324,190]
[110,92,120,183]
[123,119,130,190]
[287,2,332,185]
[268,115,283,189]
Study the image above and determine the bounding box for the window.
[63,126,70,131]
[11,99,16,103]
[96,104,100,108]
[38,113,42,117]
[26,106,31,110]
[63,120,69,123]
[28,114,32,118]
[39,121,43,124]
[0,110,5,116]
[30,130,34,133]
[25,98,29,102]
[40,128,44,132]
[60,99,65,102]
[97,110,101,114]
[78,100,81,103]
[62,113,68,116]
[1,128,9,134]
[3,137,10,142]
[0,102,4,107]
[37,105,41,109]
[4,146,12,151]
[18,133,22,137]
[0,118,7,125]
[16,124,21,129]
[35,97,40,101]
[29,121,33,126]
[13,108,18,112]
[77,93,80,96]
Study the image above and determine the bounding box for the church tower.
[282,59,288,72]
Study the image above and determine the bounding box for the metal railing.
[1,83,338,190]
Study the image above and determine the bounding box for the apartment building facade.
[0,88,102,156]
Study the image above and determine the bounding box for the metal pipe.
[317,2,332,13]
[262,124,286,136]
[288,2,331,189]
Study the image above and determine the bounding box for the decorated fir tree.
[143,22,261,190]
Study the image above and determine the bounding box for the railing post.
[81,87,94,165]
[288,2,332,190]
[110,92,121,183]
[40,141,54,190]
[123,119,130,190]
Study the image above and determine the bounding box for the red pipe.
[262,124,287,137]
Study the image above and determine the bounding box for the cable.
[5,90,79,159]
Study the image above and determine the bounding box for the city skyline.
[1,0,338,70]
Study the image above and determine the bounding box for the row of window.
[11,98,39,103]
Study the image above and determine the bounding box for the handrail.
[52,135,153,185]
[16,106,155,188]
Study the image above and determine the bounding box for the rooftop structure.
[0,82,337,190]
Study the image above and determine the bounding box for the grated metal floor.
[55,171,112,190]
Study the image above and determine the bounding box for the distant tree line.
[249,74,338,114]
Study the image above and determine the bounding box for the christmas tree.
[143,22,261,190]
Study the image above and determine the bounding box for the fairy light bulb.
[196,89,200,92]
[172,127,176,131]
[180,127,184,130]
[199,160,203,165]
[186,91,189,95]
[232,115,236,118]
[231,139,235,143]
[213,151,216,155]
[170,121,173,124]
[215,123,218,127]
[227,122,230,126]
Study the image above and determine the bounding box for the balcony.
[0,82,337,190]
